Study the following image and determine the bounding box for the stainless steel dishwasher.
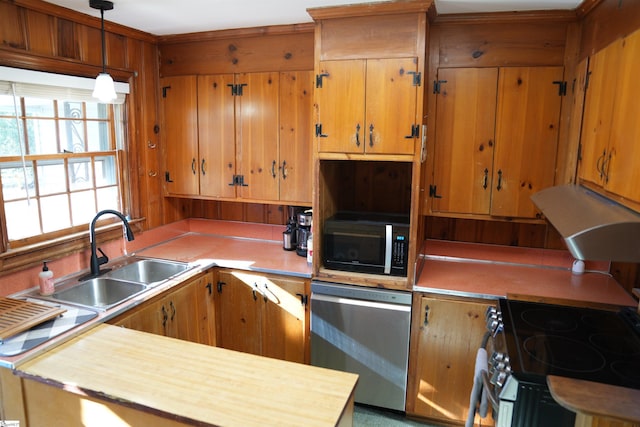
[310,281,412,412]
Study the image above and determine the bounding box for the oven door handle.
[384,224,392,274]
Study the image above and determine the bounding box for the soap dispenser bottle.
[39,261,54,296]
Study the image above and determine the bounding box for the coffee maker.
[296,210,312,257]
[283,207,299,251]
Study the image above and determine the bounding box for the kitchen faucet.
[85,209,135,279]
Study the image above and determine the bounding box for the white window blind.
[0,66,129,104]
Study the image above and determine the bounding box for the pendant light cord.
[100,7,106,73]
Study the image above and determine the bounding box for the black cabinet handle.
[206,282,213,295]
[201,158,206,176]
[162,305,168,327]
[191,158,196,175]
[483,168,488,189]
[369,124,374,147]
[271,160,277,178]
[170,301,176,321]
[281,161,287,180]
[496,169,503,191]
[355,124,361,147]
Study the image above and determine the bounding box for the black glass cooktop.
[499,298,640,390]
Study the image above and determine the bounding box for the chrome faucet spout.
[87,209,135,278]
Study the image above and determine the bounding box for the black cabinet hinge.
[228,174,249,187]
[315,123,328,138]
[429,184,442,199]
[405,124,420,139]
[553,80,567,96]
[316,73,330,88]
[162,86,171,98]
[165,171,173,183]
[433,80,447,94]
[409,71,422,87]
[296,293,309,306]
[227,83,248,96]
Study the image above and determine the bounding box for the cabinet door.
[492,66,564,218]
[261,275,307,363]
[167,280,202,343]
[236,72,279,201]
[365,58,418,155]
[432,68,498,215]
[606,30,640,204]
[217,270,262,355]
[161,75,199,196]
[409,296,493,426]
[198,75,236,198]
[578,40,622,190]
[109,298,165,336]
[279,70,313,204]
[316,59,366,153]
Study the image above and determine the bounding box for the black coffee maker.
[296,210,312,257]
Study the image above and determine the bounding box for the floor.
[353,404,440,427]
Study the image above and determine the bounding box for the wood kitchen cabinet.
[315,58,420,156]
[163,71,312,204]
[406,294,495,426]
[578,28,640,208]
[161,75,200,196]
[109,271,216,346]
[430,66,564,219]
[215,269,309,363]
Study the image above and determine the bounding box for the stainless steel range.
[481,298,640,427]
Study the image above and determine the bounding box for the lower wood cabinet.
[406,293,495,426]
[215,269,309,363]
[109,270,216,346]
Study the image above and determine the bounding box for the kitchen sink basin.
[105,258,191,285]
[49,278,147,310]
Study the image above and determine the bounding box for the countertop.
[414,239,637,307]
[16,324,358,427]
[548,375,640,424]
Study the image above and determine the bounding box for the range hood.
[531,184,640,262]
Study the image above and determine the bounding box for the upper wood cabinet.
[578,28,640,208]
[162,75,200,196]
[162,71,313,205]
[315,58,419,156]
[430,66,564,219]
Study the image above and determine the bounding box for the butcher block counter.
[14,324,358,427]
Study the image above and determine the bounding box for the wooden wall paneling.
[159,31,314,77]
[0,1,26,50]
[435,22,568,67]
[219,201,246,221]
[106,31,127,70]
[24,9,55,55]
[555,22,587,187]
[137,40,163,228]
[580,0,640,58]
[77,24,103,69]
[56,18,79,60]
[317,13,423,60]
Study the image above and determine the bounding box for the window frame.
[0,67,134,270]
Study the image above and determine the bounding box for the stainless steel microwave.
[323,212,410,276]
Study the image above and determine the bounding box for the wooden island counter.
[11,324,358,427]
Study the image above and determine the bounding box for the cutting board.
[0,297,66,341]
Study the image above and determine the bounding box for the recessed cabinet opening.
[317,160,412,278]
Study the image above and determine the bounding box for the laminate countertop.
[15,324,358,427]
[414,239,637,307]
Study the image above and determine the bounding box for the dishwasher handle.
[311,292,411,312]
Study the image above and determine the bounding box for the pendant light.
[90,0,116,103]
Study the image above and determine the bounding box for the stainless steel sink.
[105,258,190,285]
[49,278,147,310]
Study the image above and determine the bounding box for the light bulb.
[93,72,117,103]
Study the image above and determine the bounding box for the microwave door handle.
[384,224,392,274]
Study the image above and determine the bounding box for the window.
[0,67,130,250]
